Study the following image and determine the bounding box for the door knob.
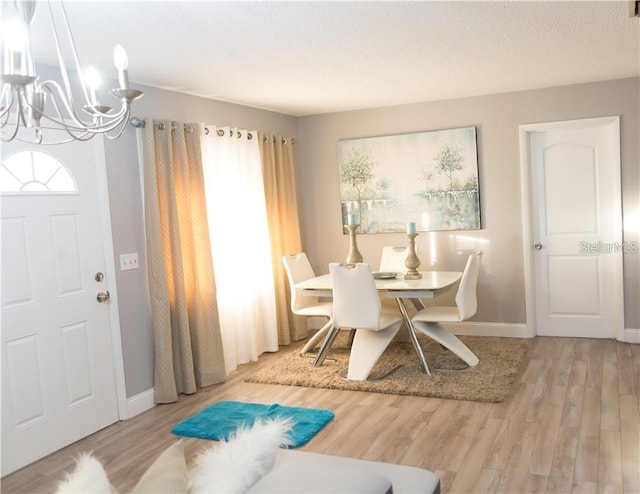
[534,243,543,250]
[96,291,110,303]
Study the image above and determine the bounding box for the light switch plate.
[120,252,139,271]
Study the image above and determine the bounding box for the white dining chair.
[282,253,333,357]
[410,251,483,368]
[314,263,403,381]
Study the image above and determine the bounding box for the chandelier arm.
[46,0,91,108]
[36,80,128,132]
[10,123,93,144]
[72,104,131,134]
[16,90,30,127]
[102,108,132,140]
[0,99,22,142]
[40,79,129,121]
[1,87,14,120]
[35,81,95,130]
[43,97,130,138]
[47,117,130,143]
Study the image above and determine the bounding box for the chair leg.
[412,321,479,367]
[300,318,333,356]
[396,298,431,375]
[347,328,356,347]
[312,324,341,367]
[346,323,402,381]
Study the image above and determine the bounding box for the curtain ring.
[248,133,253,140]
[156,122,166,131]
[185,125,193,134]
[237,131,242,138]
[204,127,210,135]
[217,129,224,137]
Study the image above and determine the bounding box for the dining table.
[295,270,462,375]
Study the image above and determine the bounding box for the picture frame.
[337,126,481,234]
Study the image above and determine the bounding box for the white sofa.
[249,449,441,494]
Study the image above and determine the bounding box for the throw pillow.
[189,417,293,494]
[55,453,119,494]
[55,441,189,494]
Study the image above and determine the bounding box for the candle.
[407,222,416,235]
[113,45,130,90]
[118,69,130,90]
[347,213,357,225]
[84,66,102,106]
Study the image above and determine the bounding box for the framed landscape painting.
[337,126,481,234]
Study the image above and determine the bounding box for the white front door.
[526,116,623,338]
[1,135,120,475]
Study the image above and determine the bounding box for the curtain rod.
[129,117,295,144]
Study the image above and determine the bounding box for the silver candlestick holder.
[345,224,363,264]
[404,233,422,279]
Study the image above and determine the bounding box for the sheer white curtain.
[201,127,278,373]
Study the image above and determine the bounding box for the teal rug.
[171,400,334,448]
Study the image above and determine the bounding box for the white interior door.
[1,134,120,475]
[528,117,623,338]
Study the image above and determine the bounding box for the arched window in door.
[0,151,77,193]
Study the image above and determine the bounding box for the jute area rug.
[246,333,528,403]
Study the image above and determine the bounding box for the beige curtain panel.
[140,120,226,404]
[260,133,307,345]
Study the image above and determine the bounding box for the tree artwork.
[337,127,481,233]
[339,148,376,225]
[434,144,464,190]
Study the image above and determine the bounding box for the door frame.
[518,116,625,341]
[93,136,128,420]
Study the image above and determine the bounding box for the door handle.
[96,291,110,303]
[534,243,543,250]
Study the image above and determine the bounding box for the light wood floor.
[2,336,639,493]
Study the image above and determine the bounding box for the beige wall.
[296,78,639,330]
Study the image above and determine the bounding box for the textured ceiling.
[23,0,640,116]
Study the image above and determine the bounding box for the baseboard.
[623,328,640,344]
[125,388,156,418]
[306,318,638,343]
[308,317,530,339]
[442,321,531,338]
[433,322,640,342]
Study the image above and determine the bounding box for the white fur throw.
[189,418,294,494]
[55,453,117,494]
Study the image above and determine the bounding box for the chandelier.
[1,0,143,145]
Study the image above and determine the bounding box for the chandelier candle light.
[1,0,143,144]
[404,222,422,279]
[345,213,363,264]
